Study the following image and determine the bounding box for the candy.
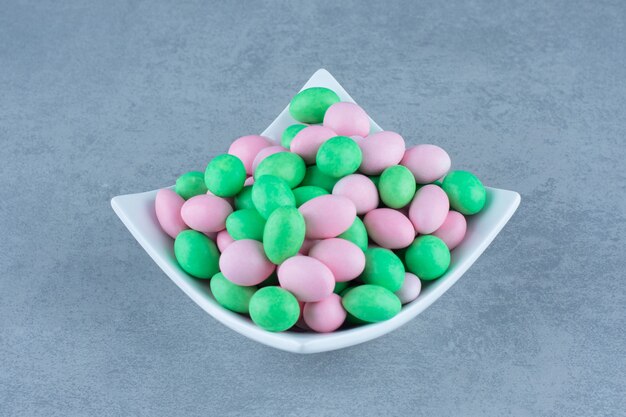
[210,272,257,313]
[228,135,273,175]
[300,165,338,192]
[333,281,350,294]
[174,230,220,279]
[401,144,451,184]
[180,194,232,233]
[263,207,306,264]
[433,210,467,250]
[175,171,208,200]
[277,256,335,302]
[316,136,362,178]
[251,145,287,172]
[292,185,329,207]
[323,102,370,137]
[408,184,450,234]
[234,185,254,210]
[337,217,368,251]
[204,154,247,197]
[219,239,275,286]
[281,124,307,149]
[309,238,366,282]
[358,131,405,175]
[290,125,336,164]
[394,272,421,304]
[216,229,235,252]
[405,235,450,280]
[363,208,415,249]
[342,285,402,323]
[299,195,356,239]
[155,188,188,238]
[303,293,347,333]
[298,238,319,255]
[332,174,379,215]
[249,286,300,332]
[441,170,486,215]
[360,247,405,292]
[289,87,340,123]
[251,175,296,219]
[378,165,417,209]
[225,208,266,241]
[253,152,306,189]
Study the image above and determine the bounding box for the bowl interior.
[111,69,520,353]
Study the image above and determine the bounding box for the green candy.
[225,209,266,241]
[333,281,350,294]
[378,165,417,208]
[360,247,405,292]
[263,207,305,264]
[174,230,220,279]
[441,170,486,215]
[258,272,279,287]
[342,285,402,323]
[289,87,340,124]
[204,154,247,197]
[234,185,255,210]
[210,272,257,314]
[249,286,300,332]
[175,171,207,200]
[299,165,339,192]
[292,185,329,206]
[337,217,368,251]
[405,235,450,280]
[282,124,307,149]
[369,175,380,188]
[251,175,296,219]
[254,152,306,188]
[316,136,362,178]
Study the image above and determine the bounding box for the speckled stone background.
[1,1,625,416]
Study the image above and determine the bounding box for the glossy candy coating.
[323,102,370,137]
[309,238,366,282]
[358,131,405,175]
[405,235,450,280]
[316,136,362,178]
[249,286,300,332]
[219,239,276,286]
[254,152,306,189]
[433,210,467,250]
[204,154,247,197]
[277,256,335,302]
[225,208,266,241]
[401,144,451,184]
[303,294,347,333]
[174,230,220,279]
[363,208,415,249]
[378,165,416,208]
[210,272,257,313]
[332,174,379,215]
[263,207,306,264]
[408,184,450,234]
[299,195,356,239]
[289,87,340,124]
[342,285,401,323]
[155,188,188,238]
[181,194,232,233]
[175,171,208,200]
[251,175,296,219]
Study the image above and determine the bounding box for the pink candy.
[394,272,421,304]
[364,208,415,249]
[358,131,405,175]
[219,239,275,286]
[323,102,370,137]
[299,195,356,239]
[251,145,287,172]
[433,210,467,250]
[401,144,451,184]
[409,184,449,234]
[155,189,188,238]
[216,229,235,252]
[309,238,365,282]
[303,294,347,333]
[228,135,274,175]
[278,256,335,302]
[289,126,336,163]
[332,174,379,215]
[181,194,233,233]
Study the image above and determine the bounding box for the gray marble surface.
[1,1,625,416]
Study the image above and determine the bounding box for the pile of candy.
[155,86,486,333]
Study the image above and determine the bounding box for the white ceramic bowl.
[111,69,520,354]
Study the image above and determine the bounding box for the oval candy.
[155,188,188,238]
[342,285,401,323]
[363,208,415,249]
[254,152,306,189]
[316,136,362,178]
[210,272,257,313]
[309,238,365,282]
[292,185,329,207]
[219,239,276,286]
[358,131,405,175]
[251,175,296,219]
[204,154,247,197]
[299,165,339,192]
[405,235,450,280]
[174,230,220,279]
[281,124,307,149]
[290,125,336,164]
[225,208,266,241]
[401,144,451,184]
[249,286,300,332]
[228,135,273,175]
[175,171,208,200]
[251,145,287,173]
[181,194,233,233]
[337,217,368,251]
[299,195,356,239]
[409,184,450,234]
[303,293,347,333]
[433,210,467,250]
[378,165,417,209]
[360,247,405,292]
[289,87,340,124]
[277,255,335,302]
[441,170,486,215]
[263,207,306,264]
[234,185,254,210]
[323,102,370,137]
[332,174,379,215]
[394,272,422,304]
[216,229,235,252]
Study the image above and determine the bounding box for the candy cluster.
[155,87,486,333]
